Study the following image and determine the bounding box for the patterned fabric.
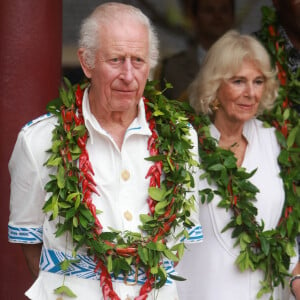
[40,246,176,285]
[8,225,43,243]
[181,225,203,243]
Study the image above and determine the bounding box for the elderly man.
[8,3,202,300]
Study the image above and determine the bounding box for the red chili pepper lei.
[62,89,172,299]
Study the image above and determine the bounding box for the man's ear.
[77,48,92,79]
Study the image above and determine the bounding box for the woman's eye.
[233,79,243,85]
[255,79,265,85]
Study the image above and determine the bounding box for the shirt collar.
[82,88,151,144]
[210,119,253,144]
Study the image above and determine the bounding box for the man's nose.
[120,58,134,82]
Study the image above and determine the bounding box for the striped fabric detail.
[182,225,204,243]
[23,113,52,129]
[40,247,176,285]
[8,225,43,243]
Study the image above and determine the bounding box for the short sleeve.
[8,119,53,244]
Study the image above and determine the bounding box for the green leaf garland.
[189,6,300,299]
[43,78,198,299]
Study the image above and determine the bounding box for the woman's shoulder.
[246,118,280,154]
[247,118,276,136]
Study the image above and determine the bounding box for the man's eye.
[111,58,120,63]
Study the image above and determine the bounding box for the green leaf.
[46,156,62,167]
[171,243,184,259]
[168,273,186,281]
[287,126,298,149]
[155,200,169,214]
[163,249,179,261]
[235,251,254,272]
[148,187,166,201]
[107,255,113,273]
[54,285,77,297]
[57,165,66,189]
[73,216,78,227]
[146,241,166,251]
[286,242,296,257]
[260,236,270,255]
[208,164,225,172]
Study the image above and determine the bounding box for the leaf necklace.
[190,6,300,299]
[44,79,197,299]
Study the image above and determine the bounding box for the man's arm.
[21,243,42,279]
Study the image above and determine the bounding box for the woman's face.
[215,60,265,124]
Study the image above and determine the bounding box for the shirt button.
[121,170,130,181]
[124,210,133,221]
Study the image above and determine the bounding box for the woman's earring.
[210,99,220,111]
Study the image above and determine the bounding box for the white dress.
[176,119,297,300]
[8,90,203,300]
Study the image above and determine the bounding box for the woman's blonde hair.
[189,30,278,115]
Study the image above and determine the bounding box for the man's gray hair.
[78,2,159,70]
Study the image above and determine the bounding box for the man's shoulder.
[19,113,58,147]
[22,113,57,132]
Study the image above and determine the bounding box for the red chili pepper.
[145,165,157,179]
[276,62,287,85]
[268,25,276,37]
[272,120,279,129]
[87,183,100,196]
[234,195,238,206]
[64,110,74,123]
[115,247,137,256]
[84,172,97,186]
[75,85,84,107]
[147,131,158,150]
[74,114,83,126]
[147,197,156,215]
[67,151,72,163]
[281,122,288,138]
[82,178,89,193]
[227,181,233,195]
[63,123,71,132]
[77,137,85,149]
[282,97,289,109]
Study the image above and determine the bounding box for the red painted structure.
[0,1,62,298]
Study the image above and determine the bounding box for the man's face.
[86,17,150,113]
[195,0,234,41]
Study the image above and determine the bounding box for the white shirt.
[8,90,202,300]
[176,119,297,300]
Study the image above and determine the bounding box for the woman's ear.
[77,48,92,79]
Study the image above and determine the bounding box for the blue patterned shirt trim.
[181,225,203,243]
[8,225,43,243]
[40,246,176,285]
